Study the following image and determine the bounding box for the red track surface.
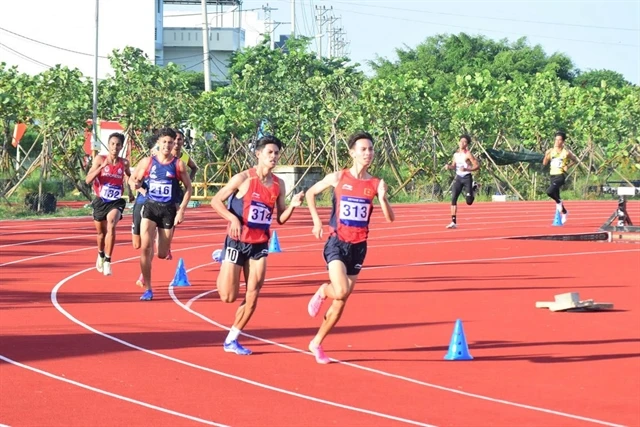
[1,200,639,427]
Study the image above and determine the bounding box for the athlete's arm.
[275,179,304,225]
[542,149,552,166]
[211,172,248,239]
[443,156,456,171]
[306,172,339,240]
[123,159,134,202]
[85,155,106,184]
[175,160,192,225]
[377,179,395,223]
[187,157,199,181]
[464,152,480,172]
[128,157,150,190]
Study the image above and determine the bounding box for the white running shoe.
[446,222,457,229]
[103,261,112,276]
[561,213,567,225]
[96,255,104,273]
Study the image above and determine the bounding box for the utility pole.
[201,0,211,91]
[262,4,276,49]
[91,0,99,158]
[314,5,331,58]
[290,0,295,37]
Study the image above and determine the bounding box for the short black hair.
[108,132,125,145]
[459,134,471,144]
[555,131,567,141]
[157,127,177,140]
[347,131,374,149]
[255,135,282,151]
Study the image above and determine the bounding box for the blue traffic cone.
[552,210,563,226]
[269,230,282,253]
[169,258,191,287]
[444,319,473,360]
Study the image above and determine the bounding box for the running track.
[1,200,639,427]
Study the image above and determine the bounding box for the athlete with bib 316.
[543,131,577,224]
[211,135,304,356]
[305,131,395,364]
[85,132,132,276]
[129,128,192,301]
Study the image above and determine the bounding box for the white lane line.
[0,355,228,426]
[175,249,634,427]
[50,265,435,427]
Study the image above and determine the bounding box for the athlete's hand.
[228,216,242,240]
[174,209,185,226]
[290,191,304,207]
[312,222,323,240]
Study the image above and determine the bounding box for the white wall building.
[161,3,266,82]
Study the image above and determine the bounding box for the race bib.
[100,184,122,202]
[339,196,370,227]
[550,157,563,169]
[148,180,172,203]
[247,201,272,229]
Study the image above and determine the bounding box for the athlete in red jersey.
[211,135,304,355]
[305,131,395,364]
[85,133,132,276]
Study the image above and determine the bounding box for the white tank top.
[454,151,470,177]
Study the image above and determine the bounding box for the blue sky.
[241,0,640,84]
[1,0,638,84]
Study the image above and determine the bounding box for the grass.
[0,203,92,220]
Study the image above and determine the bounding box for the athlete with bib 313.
[543,131,577,224]
[305,131,395,364]
[85,132,132,276]
[211,135,304,355]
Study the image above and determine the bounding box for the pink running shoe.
[309,341,330,364]
[166,249,173,261]
[307,284,326,317]
[135,273,145,288]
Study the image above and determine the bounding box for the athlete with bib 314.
[543,131,577,224]
[85,132,132,276]
[306,131,395,364]
[211,135,304,355]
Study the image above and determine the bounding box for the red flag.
[12,123,27,147]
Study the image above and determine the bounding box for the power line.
[0,27,111,59]
[326,5,639,48]
[0,42,52,69]
[325,0,640,32]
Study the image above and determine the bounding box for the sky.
[0,0,638,84]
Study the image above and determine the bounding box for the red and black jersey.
[93,156,126,202]
[328,169,380,244]
[227,168,281,244]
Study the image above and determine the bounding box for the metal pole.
[91,0,99,157]
[291,0,295,37]
[201,0,211,91]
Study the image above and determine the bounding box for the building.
[160,0,267,82]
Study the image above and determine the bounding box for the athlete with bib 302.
[543,131,577,224]
[306,131,395,364]
[129,128,192,301]
[210,135,304,355]
[444,134,480,229]
[85,132,132,276]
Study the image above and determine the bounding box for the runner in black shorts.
[85,132,132,276]
[129,127,192,301]
[323,235,367,276]
[221,235,269,266]
[305,131,396,364]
